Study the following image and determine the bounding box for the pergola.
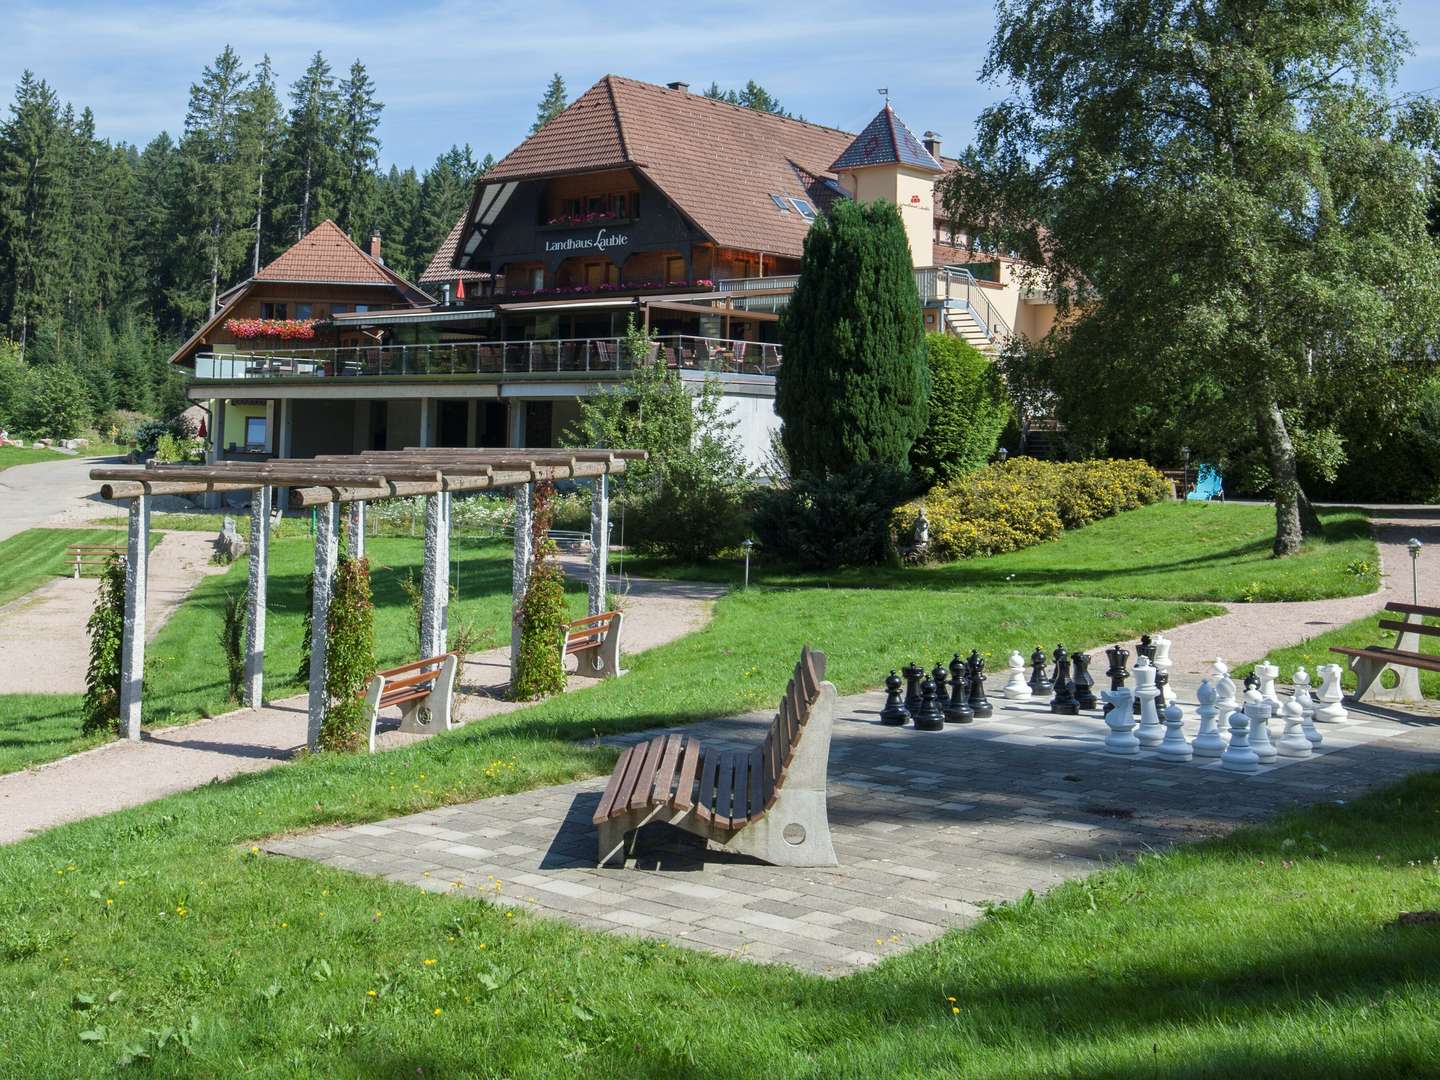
[90,448,645,751]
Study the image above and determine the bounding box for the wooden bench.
[593,645,838,868]
[1330,601,1440,704]
[564,611,623,678]
[360,653,459,752]
[64,543,126,578]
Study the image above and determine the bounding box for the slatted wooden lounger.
[592,645,838,867]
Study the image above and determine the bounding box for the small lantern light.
[1409,538,1422,604]
[1181,446,1191,499]
[742,538,754,590]
[997,447,1009,463]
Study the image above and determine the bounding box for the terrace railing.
[195,335,781,381]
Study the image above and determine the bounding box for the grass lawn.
[0,527,144,608]
[0,444,71,471]
[627,502,1378,604]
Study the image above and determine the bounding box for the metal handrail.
[921,266,1013,344]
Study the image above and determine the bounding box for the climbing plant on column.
[82,554,126,735]
[510,482,568,701]
[319,554,376,752]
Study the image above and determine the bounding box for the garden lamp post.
[742,538,754,590]
[1409,538,1422,604]
[997,447,1009,464]
[1181,446,1191,499]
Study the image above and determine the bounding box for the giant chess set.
[878,635,1355,775]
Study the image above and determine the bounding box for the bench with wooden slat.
[359,653,459,752]
[563,610,624,678]
[64,543,126,578]
[1330,601,1440,705]
[593,645,839,868]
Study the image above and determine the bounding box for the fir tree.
[239,56,284,275]
[418,145,479,266]
[334,59,382,239]
[278,52,338,241]
[530,73,567,134]
[776,199,929,477]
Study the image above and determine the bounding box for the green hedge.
[894,457,1171,561]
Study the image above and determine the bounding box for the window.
[769,193,791,213]
[332,303,351,315]
[244,416,267,450]
[587,196,606,214]
[294,303,312,319]
[665,256,686,283]
[610,193,628,218]
[353,304,369,314]
[260,302,288,319]
[787,197,816,221]
[530,268,544,291]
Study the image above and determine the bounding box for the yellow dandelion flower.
[280,922,287,928]
[478,943,486,949]
[367,990,377,998]
[117,880,125,886]
[505,912,513,919]
[251,846,259,854]
[423,958,437,966]
[433,1007,442,1017]
[947,996,956,1003]
[105,898,113,906]
[951,1007,960,1015]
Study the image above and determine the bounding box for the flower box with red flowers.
[224,318,319,341]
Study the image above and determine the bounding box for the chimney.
[666,80,689,93]
[369,231,382,260]
[923,131,942,160]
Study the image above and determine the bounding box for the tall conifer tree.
[530,74,567,134]
[335,59,382,239]
[278,52,338,241]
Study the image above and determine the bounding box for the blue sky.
[6,0,1440,170]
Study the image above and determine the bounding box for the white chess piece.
[1255,659,1281,717]
[1315,663,1349,723]
[1210,657,1230,680]
[1152,635,1174,705]
[1293,667,1322,747]
[1277,698,1313,758]
[1156,701,1193,762]
[1102,686,1139,755]
[1134,658,1163,747]
[1220,699,1260,774]
[1214,671,1238,734]
[1193,677,1228,758]
[1003,650,1032,700]
[1245,689,1277,764]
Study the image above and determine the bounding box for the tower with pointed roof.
[830,103,944,267]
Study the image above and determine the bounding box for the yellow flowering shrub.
[893,457,1170,561]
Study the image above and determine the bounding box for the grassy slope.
[0,445,69,471]
[627,503,1378,603]
[0,527,141,608]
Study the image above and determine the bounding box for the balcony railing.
[194,335,781,381]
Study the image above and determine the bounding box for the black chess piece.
[1136,634,1157,664]
[1243,671,1260,693]
[915,673,945,731]
[1103,645,1130,715]
[1050,645,1079,714]
[967,649,993,719]
[902,661,924,715]
[1072,650,1098,710]
[944,654,973,723]
[1028,646,1053,696]
[1155,668,1171,712]
[880,670,910,726]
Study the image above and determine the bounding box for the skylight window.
[769,194,791,213]
[787,197,816,221]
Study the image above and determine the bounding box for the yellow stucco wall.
[221,403,270,451]
[838,165,938,269]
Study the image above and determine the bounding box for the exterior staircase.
[919,266,1011,356]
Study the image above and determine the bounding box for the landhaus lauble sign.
[542,227,631,254]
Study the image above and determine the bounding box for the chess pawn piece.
[879,670,910,726]
[1151,635,1174,705]
[1220,700,1260,774]
[1029,646,1053,696]
[1315,663,1349,723]
[1103,645,1130,715]
[902,662,924,716]
[915,674,945,731]
[1277,699,1313,758]
[1003,650,1031,700]
[1192,676,1228,758]
[1071,651,1098,710]
[944,654,974,724]
[1050,646,1079,715]
[1156,701,1193,762]
[1133,658,1163,746]
[1255,659,1281,717]
[1245,689,1277,765]
[931,662,950,715]
[1293,667,1322,748]
[967,650,993,719]
[1102,687,1139,755]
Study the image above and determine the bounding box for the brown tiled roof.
[256,219,432,302]
[420,215,491,285]
[478,76,857,260]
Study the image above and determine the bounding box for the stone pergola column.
[306,501,339,750]
[347,500,366,559]
[588,474,609,615]
[420,493,449,656]
[510,482,534,683]
[243,485,270,707]
[119,494,150,741]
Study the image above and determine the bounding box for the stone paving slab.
[264,685,1440,976]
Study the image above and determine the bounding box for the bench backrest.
[364,653,456,705]
[757,645,826,812]
[1384,601,1440,620]
[565,610,618,650]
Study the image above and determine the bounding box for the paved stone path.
[266,678,1440,976]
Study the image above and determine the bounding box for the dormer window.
[787,197,816,221]
[769,194,791,213]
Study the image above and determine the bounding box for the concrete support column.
[276,399,294,509]
[508,400,526,449]
[439,492,451,646]
[510,482,534,684]
[347,500,366,559]
[419,397,432,448]
[420,493,448,657]
[466,401,478,448]
[119,494,150,741]
[588,474,609,616]
[305,502,339,751]
[244,485,270,707]
[206,399,227,510]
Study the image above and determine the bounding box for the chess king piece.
[1315,663,1349,723]
[879,670,910,726]
[1293,667,1322,748]
[914,672,945,731]
[1151,635,1174,705]
[967,651,993,719]
[1192,676,1228,758]
[1103,645,1130,715]
[1102,686,1139,754]
[1050,645,1079,715]
[1245,689,1277,764]
[1003,650,1031,700]
[902,662,924,716]
[1255,659,1281,717]
[1071,651,1098,710]
[1133,658,1164,747]
[1277,698,1313,758]
[944,654,973,724]
[1136,634,1157,665]
[1156,701,1193,762]
[1029,646,1054,696]
[1220,698,1260,774]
